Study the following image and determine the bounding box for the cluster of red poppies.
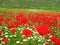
[0,11,60,45]
[0,12,60,27]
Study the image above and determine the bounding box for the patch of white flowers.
[9,35,13,38]
[23,39,28,41]
[13,35,16,37]
[30,36,34,39]
[0,26,51,45]
[5,32,8,35]
[28,37,31,40]
[5,35,8,38]
[16,41,20,44]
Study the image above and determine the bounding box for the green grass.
[0,0,60,10]
[0,8,60,13]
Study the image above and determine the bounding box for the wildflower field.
[0,9,60,45]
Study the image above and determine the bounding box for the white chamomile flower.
[13,35,16,37]
[5,32,8,35]
[16,41,20,44]
[0,38,3,40]
[33,31,36,33]
[38,40,41,42]
[29,28,32,31]
[43,43,46,45]
[26,27,30,29]
[20,31,22,33]
[47,39,51,41]
[22,35,25,37]
[4,26,8,29]
[34,36,38,39]
[20,42,23,44]
[8,39,10,40]
[33,39,35,40]
[18,28,21,30]
[38,37,42,40]
[28,37,31,39]
[42,37,45,40]
[39,36,43,38]
[30,37,33,39]
[23,39,28,41]
[49,35,52,38]
[10,35,13,37]
[5,35,8,38]
[35,31,38,34]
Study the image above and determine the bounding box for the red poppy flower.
[15,15,21,21]
[0,17,4,21]
[27,22,31,26]
[31,15,38,22]
[6,18,11,21]
[28,12,34,20]
[40,14,46,21]
[11,29,16,34]
[36,24,50,35]
[44,34,51,38]
[38,15,48,24]
[0,21,2,25]
[56,24,60,28]
[1,38,8,43]
[55,38,60,45]
[50,37,57,43]
[53,15,58,22]
[45,43,50,45]
[51,29,56,36]
[44,17,51,24]
[50,37,60,45]
[3,20,8,25]
[8,22,16,29]
[0,30,3,35]
[17,12,24,17]
[50,21,57,26]
[14,21,20,27]
[21,16,28,24]
[15,12,24,21]
[22,29,32,36]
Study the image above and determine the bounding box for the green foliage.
[0,0,60,9]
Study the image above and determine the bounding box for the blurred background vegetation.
[0,0,60,10]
